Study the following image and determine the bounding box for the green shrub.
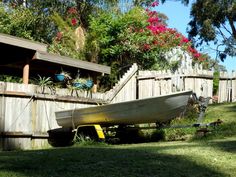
[165,127,195,141]
[74,134,107,146]
[150,129,165,141]
[0,74,22,83]
[213,71,219,95]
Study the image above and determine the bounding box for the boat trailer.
[47,92,222,146]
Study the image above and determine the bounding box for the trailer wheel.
[47,128,75,147]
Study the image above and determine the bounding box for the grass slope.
[0,138,235,177]
[0,103,236,177]
[203,102,236,138]
[164,102,236,141]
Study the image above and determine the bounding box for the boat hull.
[55,91,192,128]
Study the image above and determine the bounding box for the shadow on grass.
[210,122,236,137]
[0,144,226,177]
[208,139,236,153]
[224,103,236,112]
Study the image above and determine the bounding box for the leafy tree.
[0,4,42,40]
[0,0,154,44]
[85,3,206,88]
[160,0,189,6]
[185,0,236,61]
[0,0,74,43]
[48,9,85,59]
[74,0,119,28]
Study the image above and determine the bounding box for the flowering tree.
[85,1,207,87]
[85,1,209,89]
[48,7,86,59]
[135,1,206,69]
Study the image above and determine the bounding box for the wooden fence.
[218,72,236,103]
[1,63,235,150]
[105,63,138,103]
[108,64,214,101]
[109,63,236,103]
[0,82,107,150]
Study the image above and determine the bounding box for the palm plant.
[36,75,54,94]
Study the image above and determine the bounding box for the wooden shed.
[0,33,111,150]
[0,33,110,85]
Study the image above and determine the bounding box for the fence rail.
[108,63,236,103]
[0,82,106,150]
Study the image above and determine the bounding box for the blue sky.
[156,1,236,72]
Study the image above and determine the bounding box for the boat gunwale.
[55,90,193,114]
[55,91,193,119]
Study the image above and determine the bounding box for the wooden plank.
[219,80,226,102]
[0,91,107,104]
[0,33,47,52]
[0,95,5,150]
[107,63,138,101]
[4,97,31,132]
[0,96,5,132]
[138,74,213,80]
[233,80,236,102]
[31,139,49,149]
[218,72,233,102]
[113,77,136,103]
[34,51,111,74]
[139,79,153,99]
[3,137,32,150]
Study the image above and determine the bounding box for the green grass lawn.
[0,138,235,177]
[163,102,236,141]
[0,103,236,177]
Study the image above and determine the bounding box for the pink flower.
[139,29,144,33]
[153,40,158,45]
[187,46,195,53]
[194,52,201,58]
[71,18,78,26]
[147,24,167,34]
[148,11,158,17]
[147,17,159,24]
[181,36,189,43]
[68,7,77,14]
[143,44,151,51]
[151,1,159,7]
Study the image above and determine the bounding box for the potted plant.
[36,75,54,94]
[72,77,87,89]
[55,70,71,82]
[84,79,94,89]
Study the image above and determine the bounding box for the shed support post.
[92,73,99,93]
[23,61,29,84]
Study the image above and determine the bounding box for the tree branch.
[227,16,236,39]
[216,27,229,42]
[221,23,233,36]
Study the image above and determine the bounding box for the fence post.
[232,71,236,102]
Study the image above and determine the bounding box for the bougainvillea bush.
[85,1,207,87]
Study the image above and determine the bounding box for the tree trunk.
[228,17,236,39]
